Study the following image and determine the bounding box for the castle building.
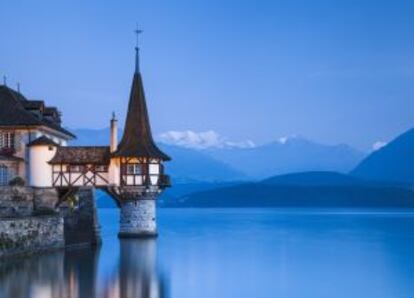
[0,38,171,237]
[0,86,75,185]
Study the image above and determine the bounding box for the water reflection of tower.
[103,239,167,298]
[63,247,101,297]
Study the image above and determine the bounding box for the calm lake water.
[1,208,414,298]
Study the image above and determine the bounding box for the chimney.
[110,112,118,153]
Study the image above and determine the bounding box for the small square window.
[126,164,142,175]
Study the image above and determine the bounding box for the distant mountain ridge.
[165,171,414,208]
[71,128,366,182]
[205,137,365,178]
[158,144,247,182]
[262,171,364,186]
[351,128,414,184]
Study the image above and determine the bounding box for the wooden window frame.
[0,132,15,150]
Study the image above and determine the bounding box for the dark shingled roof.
[0,154,24,161]
[27,136,59,147]
[22,100,45,110]
[0,85,75,138]
[49,146,110,165]
[113,73,171,161]
[43,106,59,116]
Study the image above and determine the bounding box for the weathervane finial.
[134,24,143,73]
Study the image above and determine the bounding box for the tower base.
[118,199,157,238]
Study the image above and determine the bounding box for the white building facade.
[0,86,74,185]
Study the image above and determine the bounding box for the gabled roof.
[49,146,110,165]
[113,73,171,161]
[27,136,59,147]
[0,85,75,138]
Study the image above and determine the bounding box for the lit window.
[149,164,159,175]
[0,132,15,149]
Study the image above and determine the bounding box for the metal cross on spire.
[134,25,143,73]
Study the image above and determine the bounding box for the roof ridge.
[0,85,75,139]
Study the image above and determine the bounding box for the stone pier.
[119,193,157,238]
[60,187,101,246]
[0,186,101,258]
[0,215,64,258]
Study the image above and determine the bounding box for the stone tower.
[107,31,171,238]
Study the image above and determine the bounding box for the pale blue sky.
[1,0,414,150]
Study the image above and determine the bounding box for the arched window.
[0,165,8,185]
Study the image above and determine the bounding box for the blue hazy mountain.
[351,128,414,184]
[262,171,365,186]
[71,129,365,181]
[159,144,246,182]
[166,171,414,208]
[204,137,365,178]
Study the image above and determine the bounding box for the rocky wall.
[0,215,64,258]
[0,187,34,218]
[0,186,101,257]
[61,187,101,246]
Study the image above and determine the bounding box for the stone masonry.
[0,186,101,258]
[0,215,64,258]
[119,192,157,237]
[0,187,34,218]
[61,187,101,246]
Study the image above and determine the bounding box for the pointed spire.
[134,25,143,73]
[113,71,170,161]
[17,82,20,93]
[113,29,170,161]
[3,76,7,86]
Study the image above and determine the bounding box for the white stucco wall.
[109,159,120,185]
[29,145,57,187]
